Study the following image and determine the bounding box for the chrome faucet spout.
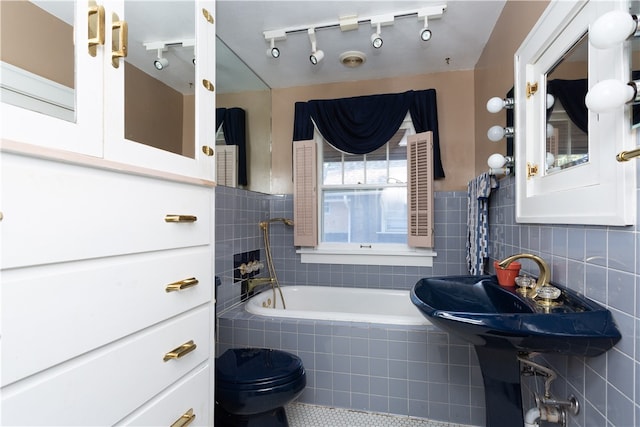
[497,253,550,295]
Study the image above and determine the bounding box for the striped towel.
[466,172,497,275]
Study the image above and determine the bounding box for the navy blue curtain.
[216,107,247,186]
[547,79,588,134]
[293,89,445,179]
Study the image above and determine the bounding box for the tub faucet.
[247,277,274,293]
[497,253,550,296]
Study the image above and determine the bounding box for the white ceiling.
[216,0,507,90]
[31,1,507,94]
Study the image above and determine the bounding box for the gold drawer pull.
[163,340,197,362]
[88,1,105,56]
[164,215,198,223]
[166,277,199,292]
[170,408,195,427]
[111,13,128,68]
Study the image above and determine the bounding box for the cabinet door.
[103,0,216,181]
[0,1,103,156]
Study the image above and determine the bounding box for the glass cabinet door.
[103,0,216,181]
[0,1,103,156]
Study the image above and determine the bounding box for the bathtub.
[245,285,430,326]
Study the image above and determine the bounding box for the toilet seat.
[216,348,305,389]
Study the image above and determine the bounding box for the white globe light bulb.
[590,10,636,49]
[546,152,555,167]
[487,125,505,142]
[546,94,555,109]
[487,153,507,169]
[546,123,554,138]
[585,79,635,113]
[486,97,504,113]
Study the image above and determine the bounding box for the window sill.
[297,247,436,267]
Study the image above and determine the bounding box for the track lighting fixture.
[308,28,324,65]
[263,29,286,59]
[371,23,383,48]
[268,39,280,58]
[260,5,446,64]
[144,39,195,71]
[418,6,445,42]
[154,49,168,70]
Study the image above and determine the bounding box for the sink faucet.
[497,253,550,296]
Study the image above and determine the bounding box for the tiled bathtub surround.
[217,305,486,425]
[215,188,469,310]
[488,175,640,427]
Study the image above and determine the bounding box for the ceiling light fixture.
[308,28,324,65]
[369,15,393,49]
[143,39,195,71]
[263,29,286,59]
[371,23,383,48]
[154,48,169,70]
[418,6,446,42]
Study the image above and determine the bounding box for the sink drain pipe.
[519,355,580,427]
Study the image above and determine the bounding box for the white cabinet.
[0,2,216,425]
[0,0,216,182]
[0,153,216,426]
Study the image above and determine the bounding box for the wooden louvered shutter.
[216,145,237,187]
[293,140,318,246]
[407,132,434,248]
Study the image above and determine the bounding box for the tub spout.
[498,253,550,297]
[247,277,274,293]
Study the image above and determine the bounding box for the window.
[320,126,409,245]
[294,117,436,266]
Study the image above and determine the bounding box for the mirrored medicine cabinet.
[514,0,637,225]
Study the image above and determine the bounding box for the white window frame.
[297,118,436,267]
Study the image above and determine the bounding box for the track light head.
[307,28,324,65]
[310,49,324,65]
[267,38,280,58]
[371,32,383,48]
[420,28,432,41]
[264,29,286,59]
[371,22,383,48]
[153,49,168,70]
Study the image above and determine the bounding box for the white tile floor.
[285,403,477,427]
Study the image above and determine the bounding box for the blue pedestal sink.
[411,275,621,427]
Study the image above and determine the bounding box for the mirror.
[514,0,636,225]
[123,1,196,158]
[216,36,272,193]
[545,32,588,174]
[0,1,74,121]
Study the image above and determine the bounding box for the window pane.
[323,143,343,185]
[322,188,407,244]
[343,154,365,185]
[366,144,388,184]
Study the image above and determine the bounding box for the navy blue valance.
[293,89,444,179]
[216,107,247,186]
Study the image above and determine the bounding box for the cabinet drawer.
[117,364,211,426]
[2,248,213,386]
[1,306,211,427]
[0,153,212,269]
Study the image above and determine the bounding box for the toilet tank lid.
[216,348,304,385]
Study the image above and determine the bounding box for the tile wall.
[215,170,640,426]
[215,186,483,424]
[487,175,640,427]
